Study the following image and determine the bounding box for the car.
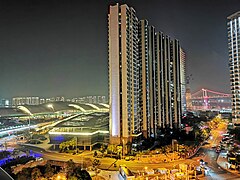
[230,164,237,170]
[125,157,130,161]
[11,166,16,169]
[36,157,43,161]
[196,170,202,175]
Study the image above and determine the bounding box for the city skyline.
[0,0,240,98]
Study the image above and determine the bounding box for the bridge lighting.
[190,88,231,110]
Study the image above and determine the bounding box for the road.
[22,144,197,170]
[0,167,14,180]
[191,121,240,180]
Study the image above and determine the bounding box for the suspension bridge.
[187,88,231,111]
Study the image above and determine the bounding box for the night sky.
[0,0,239,98]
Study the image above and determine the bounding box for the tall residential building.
[97,96,107,104]
[39,98,45,104]
[180,48,187,113]
[109,3,184,143]
[87,96,97,104]
[228,11,240,124]
[171,39,182,129]
[138,20,151,138]
[138,22,182,138]
[186,87,192,111]
[12,97,39,106]
[1,99,10,107]
[108,3,140,144]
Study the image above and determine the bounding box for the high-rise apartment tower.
[228,11,240,124]
[108,4,140,144]
[109,3,184,143]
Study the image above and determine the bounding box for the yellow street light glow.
[49,130,109,136]
[47,104,53,109]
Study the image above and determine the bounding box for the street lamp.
[47,104,54,111]
[122,139,125,158]
[47,104,55,118]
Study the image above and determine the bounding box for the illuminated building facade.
[109,3,184,143]
[138,20,151,138]
[138,21,182,138]
[180,48,187,113]
[153,33,182,133]
[228,11,240,123]
[12,97,39,106]
[1,99,10,107]
[108,3,140,144]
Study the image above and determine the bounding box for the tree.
[12,149,20,159]
[92,159,101,177]
[100,144,106,154]
[68,167,91,180]
[59,138,77,152]
[107,144,118,154]
[17,168,31,180]
[66,159,76,177]
[59,142,66,152]
[31,167,42,180]
[77,169,91,180]
[44,163,55,179]
[68,176,78,180]
[26,150,30,157]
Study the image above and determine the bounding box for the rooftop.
[49,112,109,135]
[227,11,240,19]
[0,102,109,117]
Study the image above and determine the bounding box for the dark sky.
[0,0,239,98]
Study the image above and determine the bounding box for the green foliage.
[17,168,31,180]
[44,163,55,178]
[66,159,76,177]
[68,176,78,180]
[107,144,119,154]
[15,162,64,180]
[59,137,77,152]
[0,150,10,159]
[1,156,35,168]
[31,167,42,180]
[92,159,101,177]
[92,159,101,168]
[69,167,91,180]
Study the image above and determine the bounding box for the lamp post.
[27,112,33,139]
[47,104,55,118]
[47,104,54,111]
[122,139,125,159]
